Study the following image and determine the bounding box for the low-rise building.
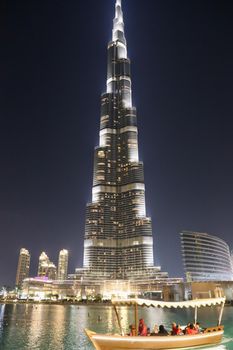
[20,276,184,302]
[186,281,233,302]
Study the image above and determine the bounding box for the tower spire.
[112,0,126,44]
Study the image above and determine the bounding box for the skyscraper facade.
[15,248,30,288]
[82,0,163,281]
[38,252,57,280]
[180,231,233,282]
[38,251,49,276]
[57,249,69,280]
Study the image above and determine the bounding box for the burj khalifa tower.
[81,0,168,283]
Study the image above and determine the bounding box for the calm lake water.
[0,303,232,350]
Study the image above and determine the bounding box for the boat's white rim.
[91,331,224,343]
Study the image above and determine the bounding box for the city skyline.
[1,0,233,286]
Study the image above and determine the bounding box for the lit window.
[98,150,105,158]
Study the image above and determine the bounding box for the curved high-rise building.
[82,0,163,281]
[180,231,233,282]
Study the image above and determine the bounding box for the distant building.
[57,249,69,280]
[38,252,57,280]
[47,262,57,280]
[15,248,30,288]
[180,231,233,282]
[38,252,49,276]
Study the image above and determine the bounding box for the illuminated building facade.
[181,231,233,282]
[15,248,30,288]
[82,0,166,282]
[38,252,57,280]
[57,249,69,280]
[18,0,183,301]
[21,277,185,302]
[38,251,49,276]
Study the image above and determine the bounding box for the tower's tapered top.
[112,0,126,44]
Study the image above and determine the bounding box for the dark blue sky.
[1,0,233,286]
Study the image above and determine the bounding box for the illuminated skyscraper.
[57,249,69,280]
[38,251,57,280]
[82,0,165,282]
[38,251,49,276]
[15,248,30,288]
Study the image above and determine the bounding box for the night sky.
[1,0,233,286]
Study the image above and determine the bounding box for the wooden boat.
[85,297,225,350]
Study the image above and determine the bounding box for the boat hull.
[85,329,223,350]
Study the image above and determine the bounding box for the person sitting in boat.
[171,322,183,335]
[128,324,136,336]
[158,324,169,336]
[194,322,202,333]
[176,324,183,335]
[171,322,177,335]
[138,318,147,336]
[184,322,191,334]
[186,323,198,335]
[150,324,159,335]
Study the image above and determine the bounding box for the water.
[0,303,232,350]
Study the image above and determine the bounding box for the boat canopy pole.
[218,301,224,326]
[194,305,198,324]
[134,302,138,336]
[113,305,124,336]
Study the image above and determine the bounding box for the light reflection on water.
[0,303,232,350]
[0,304,5,338]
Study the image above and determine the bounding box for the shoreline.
[1,300,233,307]
[0,300,112,306]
